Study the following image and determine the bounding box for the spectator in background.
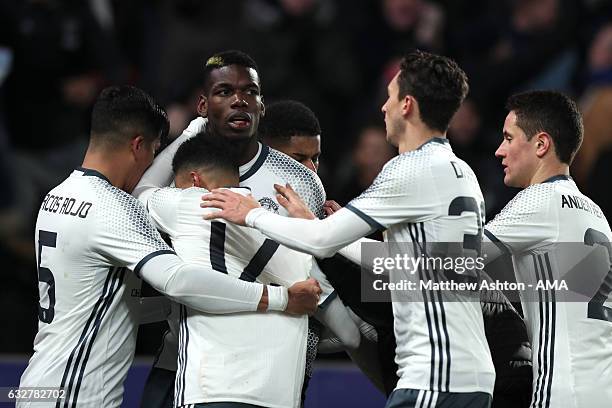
[572,22,612,219]
[0,0,127,245]
[333,125,397,206]
[241,0,359,168]
[151,1,248,104]
[352,0,445,124]
[447,99,519,218]
[450,0,583,119]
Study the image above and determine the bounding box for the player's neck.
[203,173,240,190]
[238,138,260,166]
[529,161,570,186]
[398,126,446,154]
[81,150,131,191]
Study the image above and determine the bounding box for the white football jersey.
[346,138,495,394]
[19,169,174,408]
[151,141,332,376]
[484,176,612,408]
[147,187,313,408]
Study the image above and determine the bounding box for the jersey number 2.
[584,228,612,323]
[37,230,57,323]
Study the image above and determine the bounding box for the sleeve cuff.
[134,249,176,278]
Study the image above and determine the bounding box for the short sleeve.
[346,154,426,230]
[484,184,558,254]
[92,182,174,275]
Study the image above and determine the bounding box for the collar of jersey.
[239,143,269,182]
[542,174,572,183]
[76,167,111,184]
[417,137,449,150]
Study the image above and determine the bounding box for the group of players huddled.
[17,49,612,408]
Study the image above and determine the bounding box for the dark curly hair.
[172,131,239,176]
[506,90,583,164]
[398,50,469,132]
[258,100,321,142]
[202,50,259,93]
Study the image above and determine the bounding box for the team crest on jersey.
[259,197,279,213]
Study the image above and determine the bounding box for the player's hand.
[274,183,316,220]
[201,189,260,226]
[323,200,342,217]
[285,278,321,315]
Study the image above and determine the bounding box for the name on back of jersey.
[561,194,604,218]
[41,193,92,218]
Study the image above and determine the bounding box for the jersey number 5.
[37,230,57,323]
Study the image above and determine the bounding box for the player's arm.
[137,254,316,314]
[100,193,320,315]
[203,157,418,257]
[132,117,208,202]
[202,188,372,258]
[273,182,378,266]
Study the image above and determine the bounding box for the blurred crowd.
[1,0,611,353]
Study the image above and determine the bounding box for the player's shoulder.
[381,137,453,175]
[77,169,151,223]
[488,180,557,230]
[265,146,325,193]
[510,181,556,210]
[148,186,185,208]
[265,147,321,182]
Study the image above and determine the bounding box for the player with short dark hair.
[504,91,583,170]
[258,100,321,172]
[484,90,612,408]
[172,132,239,183]
[89,86,170,150]
[141,131,317,408]
[17,85,320,408]
[203,50,496,408]
[396,50,469,133]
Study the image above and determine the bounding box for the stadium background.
[0,0,611,406]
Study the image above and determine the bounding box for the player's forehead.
[208,65,260,89]
[288,135,321,155]
[387,72,400,94]
[503,111,521,135]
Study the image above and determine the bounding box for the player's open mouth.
[228,112,252,129]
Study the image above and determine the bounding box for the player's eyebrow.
[212,82,260,91]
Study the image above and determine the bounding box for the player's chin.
[503,174,523,188]
[224,126,255,140]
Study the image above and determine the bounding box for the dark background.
[1,0,611,356]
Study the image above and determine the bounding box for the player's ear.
[190,171,202,188]
[535,132,552,158]
[401,95,413,117]
[197,95,208,118]
[260,96,265,117]
[130,135,146,155]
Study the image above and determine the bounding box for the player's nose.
[494,143,505,159]
[303,160,317,173]
[231,93,248,108]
